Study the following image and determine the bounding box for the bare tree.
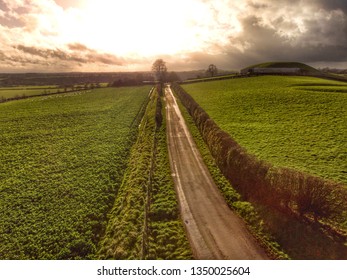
[207,64,218,77]
[152,59,167,83]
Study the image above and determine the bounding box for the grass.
[0,86,150,259]
[0,86,59,100]
[175,92,289,259]
[175,77,347,259]
[182,76,347,185]
[0,85,105,101]
[183,74,238,83]
[242,62,320,73]
[98,88,192,260]
[147,95,192,259]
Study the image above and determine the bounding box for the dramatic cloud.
[179,0,347,70]
[316,0,347,13]
[67,43,91,52]
[13,44,125,66]
[0,0,346,72]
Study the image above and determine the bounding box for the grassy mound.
[241,62,320,74]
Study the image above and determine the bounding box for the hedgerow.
[171,81,347,240]
[98,86,191,259]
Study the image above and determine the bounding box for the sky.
[0,0,346,72]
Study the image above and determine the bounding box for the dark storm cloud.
[199,0,347,69]
[15,44,125,66]
[316,0,347,13]
[249,16,344,66]
[224,16,295,68]
[249,0,347,13]
[182,6,347,71]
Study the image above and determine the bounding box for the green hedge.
[171,82,347,232]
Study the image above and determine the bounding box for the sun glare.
[57,0,211,57]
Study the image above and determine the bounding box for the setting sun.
[56,0,213,57]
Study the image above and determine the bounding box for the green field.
[0,86,59,100]
[184,74,237,83]
[0,86,150,259]
[241,62,320,74]
[99,88,191,259]
[0,84,105,100]
[182,76,347,184]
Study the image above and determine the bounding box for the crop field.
[182,76,347,184]
[0,86,59,100]
[0,86,150,259]
[99,88,191,260]
[0,85,106,101]
[183,74,238,84]
[175,96,288,259]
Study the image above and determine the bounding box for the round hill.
[241,62,321,75]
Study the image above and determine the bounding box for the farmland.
[174,75,347,259]
[0,86,58,100]
[98,88,192,259]
[0,84,110,102]
[175,94,288,259]
[182,76,347,184]
[0,86,150,259]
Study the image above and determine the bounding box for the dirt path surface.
[165,85,269,260]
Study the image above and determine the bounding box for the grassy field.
[0,84,107,100]
[0,86,59,100]
[98,88,191,259]
[241,62,320,74]
[0,86,150,259]
[182,76,347,184]
[183,74,238,83]
[175,94,289,259]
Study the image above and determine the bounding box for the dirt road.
[165,85,269,259]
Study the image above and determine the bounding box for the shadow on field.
[257,206,347,259]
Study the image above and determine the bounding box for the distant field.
[242,61,320,73]
[182,76,347,184]
[184,74,237,83]
[0,86,150,259]
[0,86,59,99]
[0,85,107,100]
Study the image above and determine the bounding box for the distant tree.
[207,64,218,77]
[152,59,167,83]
